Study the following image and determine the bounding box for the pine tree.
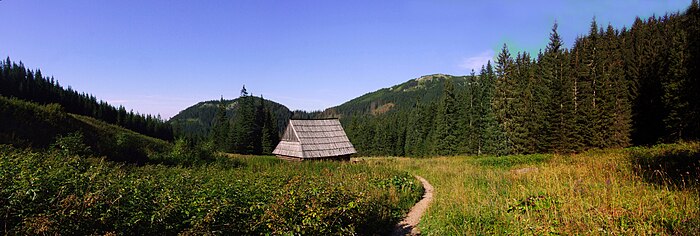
[480,61,507,155]
[536,23,563,153]
[682,0,700,139]
[602,24,632,147]
[231,86,257,154]
[209,96,231,152]
[458,71,478,155]
[574,19,604,149]
[493,44,515,154]
[433,78,459,155]
[261,95,279,154]
[661,23,690,141]
[404,99,435,157]
[510,52,534,154]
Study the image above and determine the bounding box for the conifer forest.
[344,4,700,157]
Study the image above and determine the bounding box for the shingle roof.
[272,119,356,159]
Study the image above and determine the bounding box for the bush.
[0,145,421,235]
[51,132,92,157]
[111,133,148,164]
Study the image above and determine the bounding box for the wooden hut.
[272,119,356,161]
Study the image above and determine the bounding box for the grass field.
[0,146,422,235]
[3,122,699,235]
[365,142,700,235]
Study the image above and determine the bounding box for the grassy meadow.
[2,96,698,235]
[365,142,700,235]
[0,145,422,235]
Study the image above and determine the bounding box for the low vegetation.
[0,144,422,235]
[0,96,170,164]
[366,143,700,235]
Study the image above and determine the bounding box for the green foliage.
[231,93,261,154]
[325,74,468,118]
[182,90,281,155]
[493,44,516,154]
[433,78,459,155]
[0,96,170,164]
[0,145,422,235]
[507,194,560,214]
[150,138,217,166]
[169,96,291,142]
[210,97,231,152]
[628,142,700,190]
[261,105,280,154]
[51,132,92,157]
[0,59,172,140]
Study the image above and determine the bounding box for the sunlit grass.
[365,143,700,235]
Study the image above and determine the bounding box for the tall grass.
[366,143,700,235]
[0,146,422,235]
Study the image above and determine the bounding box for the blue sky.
[0,0,690,119]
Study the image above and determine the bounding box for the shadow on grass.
[629,144,700,190]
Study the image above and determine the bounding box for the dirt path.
[392,175,434,236]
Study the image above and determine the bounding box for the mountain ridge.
[317,74,472,118]
[167,74,470,139]
[169,97,293,140]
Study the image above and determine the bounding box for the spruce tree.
[458,71,478,155]
[510,52,534,154]
[231,86,258,154]
[603,24,632,147]
[210,97,231,152]
[481,61,507,155]
[537,23,564,153]
[433,78,459,155]
[261,95,279,154]
[661,25,690,141]
[686,0,700,138]
[493,44,515,154]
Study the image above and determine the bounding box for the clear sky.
[0,0,690,119]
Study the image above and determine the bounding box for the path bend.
[391,175,434,236]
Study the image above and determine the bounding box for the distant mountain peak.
[414,74,452,82]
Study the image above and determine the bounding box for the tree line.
[0,58,173,140]
[344,2,700,156]
[208,86,280,155]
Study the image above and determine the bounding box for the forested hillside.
[319,74,471,118]
[344,2,700,157]
[188,87,282,155]
[0,59,173,140]
[169,94,292,140]
[0,96,170,163]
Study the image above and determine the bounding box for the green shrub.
[111,133,148,164]
[51,132,92,157]
[0,145,421,235]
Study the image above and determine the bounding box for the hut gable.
[272,119,356,160]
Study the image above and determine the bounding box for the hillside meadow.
[365,142,700,235]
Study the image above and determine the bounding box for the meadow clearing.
[367,142,700,235]
[2,138,698,235]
